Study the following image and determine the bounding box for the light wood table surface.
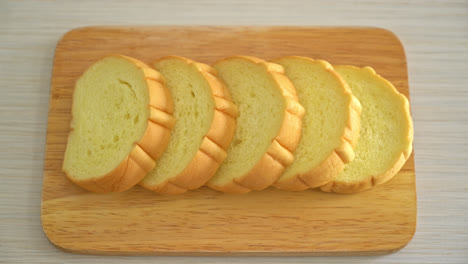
[1,0,467,263]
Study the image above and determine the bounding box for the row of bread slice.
[62,55,413,194]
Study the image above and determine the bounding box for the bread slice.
[140,56,237,194]
[62,55,174,193]
[272,57,362,191]
[320,66,413,193]
[207,56,305,193]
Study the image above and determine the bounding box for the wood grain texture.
[1,1,468,263]
[41,26,415,256]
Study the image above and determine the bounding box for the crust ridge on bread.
[140,56,237,194]
[63,55,174,193]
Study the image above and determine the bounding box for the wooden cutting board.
[41,26,416,256]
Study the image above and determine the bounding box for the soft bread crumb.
[63,56,150,179]
[141,57,215,186]
[274,57,360,189]
[208,57,286,186]
[322,66,413,193]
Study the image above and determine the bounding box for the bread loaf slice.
[207,56,305,193]
[62,55,174,193]
[272,57,362,191]
[321,66,413,193]
[140,56,237,194]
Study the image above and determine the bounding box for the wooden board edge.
[42,244,412,257]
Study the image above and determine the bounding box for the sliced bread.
[207,56,305,193]
[62,55,174,193]
[272,57,362,191]
[320,66,413,193]
[140,56,237,194]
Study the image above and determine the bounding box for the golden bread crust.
[207,56,305,193]
[272,57,362,191]
[64,55,174,193]
[140,56,238,194]
[320,66,413,193]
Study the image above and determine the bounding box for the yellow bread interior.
[209,57,286,186]
[141,57,215,186]
[63,56,149,179]
[274,57,351,180]
[334,66,412,183]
